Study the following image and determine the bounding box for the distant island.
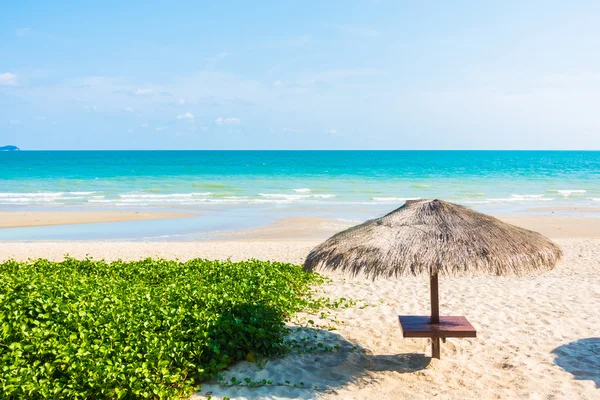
[0,145,20,151]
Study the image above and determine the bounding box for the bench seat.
[399,315,477,338]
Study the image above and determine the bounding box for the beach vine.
[0,257,335,399]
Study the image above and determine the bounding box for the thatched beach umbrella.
[304,199,561,359]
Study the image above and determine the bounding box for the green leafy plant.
[0,258,325,399]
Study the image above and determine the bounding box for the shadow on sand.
[552,338,600,388]
[194,306,431,399]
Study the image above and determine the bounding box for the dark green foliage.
[0,258,324,399]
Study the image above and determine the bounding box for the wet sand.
[0,210,196,229]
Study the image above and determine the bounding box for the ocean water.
[1,150,599,207]
[1,151,598,240]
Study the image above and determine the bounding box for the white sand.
[191,238,600,400]
[1,216,599,399]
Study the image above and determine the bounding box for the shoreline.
[0,210,197,229]
[222,214,600,241]
[0,214,599,262]
[1,210,600,242]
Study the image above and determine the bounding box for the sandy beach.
[0,214,598,399]
[0,210,196,229]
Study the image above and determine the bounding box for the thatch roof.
[304,199,561,278]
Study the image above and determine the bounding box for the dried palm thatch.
[304,199,561,278]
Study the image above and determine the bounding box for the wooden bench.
[399,315,476,359]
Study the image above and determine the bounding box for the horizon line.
[2,149,599,152]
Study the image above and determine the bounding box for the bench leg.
[432,337,441,359]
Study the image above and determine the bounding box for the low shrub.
[0,258,324,399]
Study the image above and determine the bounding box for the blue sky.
[1,1,599,150]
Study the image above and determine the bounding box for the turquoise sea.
[1,151,599,240]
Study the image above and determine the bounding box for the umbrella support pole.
[431,337,441,360]
[400,274,476,361]
[430,272,441,359]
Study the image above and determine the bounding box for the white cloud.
[134,88,153,96]
[176,112,194,120]
[206,51,229,69]
[0,73,18,86]
[329,128,337,134]
[273,80,282,87]
[178,98,186,105]
[216,117,241,125]
[141,123,149,128]
[155,127,167,132]
[9,120,21,125]
[112,87,159,97]
[124,107,134,112]
[16,27,32,37]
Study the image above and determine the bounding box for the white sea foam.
[0,198,42,204]
[117,198,209,204]
[0,197,61,203]
[505,194,553,202]
[0,191,89,205]
[206,198,249,204]
[466,196,555,204]
[556,190,586,197]
[3,187,592,209]
[372,197,420,203]
[0,192,65,198]
[96,194,345,206]
[118,192,212,199]
[88,199,113,203]
[259,193,310,200]
[252,199,295,204]
[259,193,336,200]
[510,194,546,199]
